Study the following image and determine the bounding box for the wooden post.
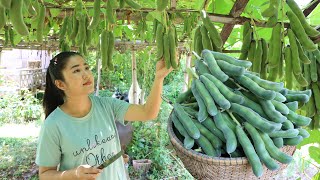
[140,89,145,105]
[95,58,101,96]
[131,50,139,104]
[183,52,192,92]
[0,48,2,67]
[171,0,177,9]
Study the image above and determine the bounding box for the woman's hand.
[74,165,102,180]
[155,58,175,80]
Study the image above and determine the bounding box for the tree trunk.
[183,52,192,92]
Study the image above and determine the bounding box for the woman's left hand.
[155,59,174,80]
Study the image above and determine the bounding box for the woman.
[36,52,173,180]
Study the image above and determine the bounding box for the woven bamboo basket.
[167,113,296,180]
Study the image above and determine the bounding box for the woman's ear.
[54,79,66,91]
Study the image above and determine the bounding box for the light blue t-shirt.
[36,96,130,180]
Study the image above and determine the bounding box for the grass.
[0,137,39,179]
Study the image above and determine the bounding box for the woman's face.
[56,55,95,97]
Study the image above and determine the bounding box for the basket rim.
[167,111,250,165]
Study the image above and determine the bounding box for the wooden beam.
[302,0,320,41]
[0,39,188,51]
[223,50,241,53]
[207,12,277,27]
[51,7,280,28]
[220,24,236,44]
[230,0,249,17]
[311,26,320,42]
[220,0,249,45]
[43,1,319,31]
[312,35,320,43]
[303,0,320,42]
[303,0,320,17]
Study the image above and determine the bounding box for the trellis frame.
[0,0,319,50]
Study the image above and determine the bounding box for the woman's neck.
[60,95,92,118]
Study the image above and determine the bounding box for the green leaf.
[207,0,214,13]
[177,0,197,9]
[87,8,94,16]
[145,30,153,43]
[308,146,320,164]
[113,53,122,64]
[101,8,107,14]
[195,0,204,10]
[260,1,270,7]
[13,33,22,45]
[30,19,38,30]
[138,142,144,148]
[53,23,59,32]
[214,0,233,15]
[148,11,164,25]
[308,4,320,26]
[123,25,134,40]
[243,3,263,20]
[227,27,241,45]
[110,0,118,8]
[296,130,320,149]
[114,26,122,38]
[312,172,320,180]
[256,27,272,41]
[251,8,263,20]
[146,13,155,21]
[28,32,37,42]
[50,9,61,18]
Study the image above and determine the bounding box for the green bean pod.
[192,119,223,149]
[88,0,101,30]
[204,73,244,104]
[230,103,280,133]
[10,0,29,36]
[286,11,317,51]
[260,132,293,164]
[171,113,195,149]
[194,79,218,116]
[214,112,237,154]
[244,122,280,171]
[202,50,229,82]
[191,81,208,122]
[286,0,320,37]
[234,75,276,100]
[202,117,226,142]
[236,125,263,177]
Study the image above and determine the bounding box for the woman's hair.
[43,51,82,118]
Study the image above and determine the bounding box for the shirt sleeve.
[109,98,131,125]
[35,121,61,167]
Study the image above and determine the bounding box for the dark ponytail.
[43,51,82,118]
